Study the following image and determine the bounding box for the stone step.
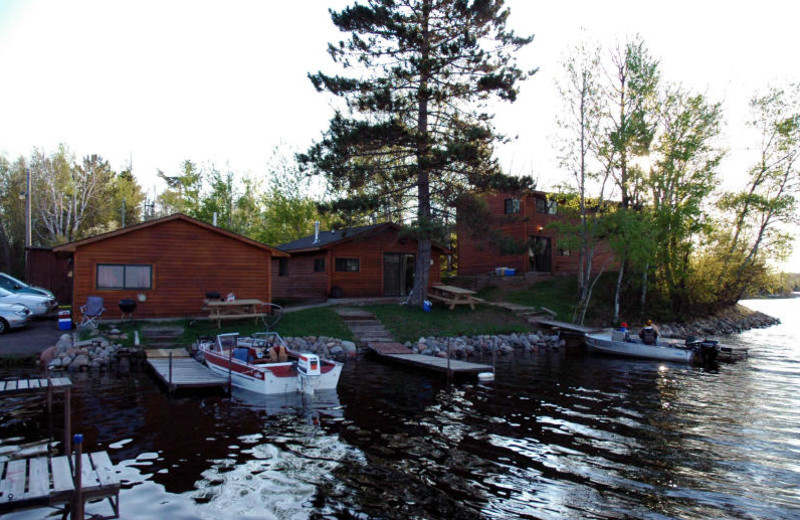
[354,336,394,343]
[350,326,389,334]
[334,309,376,320]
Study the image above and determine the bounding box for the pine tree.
[299,0,535,306]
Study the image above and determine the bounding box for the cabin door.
[528,236,552,272]
[383,253,415,296]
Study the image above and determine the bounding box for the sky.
[0,0,798,268]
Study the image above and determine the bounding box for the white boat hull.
[200,333,343,395]
[585,332,697,363]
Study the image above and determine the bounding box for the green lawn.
[92,307,355,348]
[475,276,578,321]
[364,303,531,343]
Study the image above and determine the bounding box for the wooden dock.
[0,377,73,456]
[368,343,494,376]
[528,318,603,334]
[146,349,228,392]
[0,451,120,518]
[0,377,120,518]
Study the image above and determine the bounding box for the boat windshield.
[216,333,239,351]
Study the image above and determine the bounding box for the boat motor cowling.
[298,354,321,376]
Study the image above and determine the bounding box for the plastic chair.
[80,296,106,329]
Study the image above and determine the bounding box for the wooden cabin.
[52,213,288,320]
[457,191,615,276]
[272,223,449,300]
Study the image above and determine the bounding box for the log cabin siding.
[457,192,615,276]
[70,218,274,319]
[271,254,329,301]
[272,226,443,300]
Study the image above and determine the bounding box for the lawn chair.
[80,296,106,329]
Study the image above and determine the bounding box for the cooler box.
[504,268,516,276]
[58,307,72,330]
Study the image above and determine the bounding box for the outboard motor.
[686,337,720,365]
[297,353,321,395]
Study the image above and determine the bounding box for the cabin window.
[557,248,571,256]
[278,258,288,277]
[97,264,152,290]
[335,258,360,272]
[314,258,325,272]
[536,198,558,215]
[504,198,521,214]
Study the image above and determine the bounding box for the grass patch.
[89,307,355,348]
[364,303,531,343]
[180,307,354,343]
[475,276,578,321]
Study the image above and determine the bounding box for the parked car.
[0,272,56,300]
[0,287,57,316]
[0,301,32,333]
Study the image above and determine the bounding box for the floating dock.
[368,342,494,376]
[145,349,229,392]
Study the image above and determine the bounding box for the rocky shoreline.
[36,304,779,370]
[655,304,780,339]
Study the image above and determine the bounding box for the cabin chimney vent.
[313,221,320,243]
[213,212,218,227]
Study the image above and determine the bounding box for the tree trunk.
[410,0,432,308]
[613,258,625,323]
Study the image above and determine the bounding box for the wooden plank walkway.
[0,377,72,395]
[1,377,73,457]
[368,343,493,375]
[529,318,603,334]
[0,378,120,518]
[0,452,120,517]
[146,354,228,391]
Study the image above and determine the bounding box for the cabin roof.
[52,213,289,256]
[278,222,451,254]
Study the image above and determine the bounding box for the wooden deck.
[0,376,72,395]
[1,377,73,457]
[146,351,229,391]
[0,451,120,517]
[0,378,120,518]
[368,343,494,375]
[529,318,603,334]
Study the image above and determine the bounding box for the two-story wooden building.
[457,191,614,276]
[272,222,449,301]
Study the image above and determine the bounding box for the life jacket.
[640,327,657,345]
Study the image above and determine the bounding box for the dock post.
[65,386,71,458]
[72,434,83,520]
[447,343,452,383]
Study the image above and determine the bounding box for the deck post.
[65,386,71,458]
[72,434,83,520]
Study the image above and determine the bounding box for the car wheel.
[0,318,7,335]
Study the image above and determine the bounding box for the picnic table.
[204,299,268,328]
[427,284,483,310]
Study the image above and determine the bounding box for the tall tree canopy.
[299,0,535,305]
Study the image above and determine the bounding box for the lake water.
[2,298,799,519]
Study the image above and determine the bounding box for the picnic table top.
[205,299,264,307]
[431,284,476,296]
